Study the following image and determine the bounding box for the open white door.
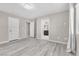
[8,17,19,41]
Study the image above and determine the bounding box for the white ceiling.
[0,3,69,19]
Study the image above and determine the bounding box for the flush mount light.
[20,3,34,10]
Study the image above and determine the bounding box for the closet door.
[8,17,19,41]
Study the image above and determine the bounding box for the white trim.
[36,38,67,45]
[0,38,27,45]
[0,40,9,45]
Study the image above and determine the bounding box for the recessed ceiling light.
[20,3,34,10]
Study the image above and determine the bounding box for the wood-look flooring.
[0,38,73,56]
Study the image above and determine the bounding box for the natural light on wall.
[20,3,34,10]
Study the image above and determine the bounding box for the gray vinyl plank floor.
[0,38,73,56]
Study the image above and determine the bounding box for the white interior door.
[8,17,19,41]
[41,19,49,40]
[30,21,34,37]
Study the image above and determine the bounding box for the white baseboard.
[0,38,25,45]
[0,40,9,45]
[36,38,67,45]
[0,38,67,45]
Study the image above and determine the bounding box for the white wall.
[76,4,79,55]
[36,11,69,43]
[0,11,29,43]
[49,11,69,43]
[19,19,29,39]
[0,12,8,43]
[76,4,79,34]
[36,18,41,39]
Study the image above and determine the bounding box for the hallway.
[0,38,72,56]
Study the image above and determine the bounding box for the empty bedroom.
[0,3,78,56]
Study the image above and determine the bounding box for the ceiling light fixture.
[20,3,34,10]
